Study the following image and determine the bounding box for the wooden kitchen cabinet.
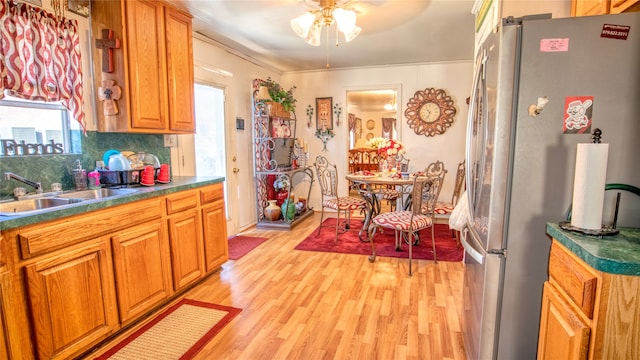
[571,0,610,16]
[538,240,640,359]
[571,0,640,15]
[0,182,227,359]
[111,220,172,325]
[609,0,640,12]
[90,0,195,134]
[200,185,228,271]
[23,238,119,360]
[166,190,205,291]
[0,266,9,360]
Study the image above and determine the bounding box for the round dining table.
[345,172,417,241]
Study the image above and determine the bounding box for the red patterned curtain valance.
[0,0,85,132]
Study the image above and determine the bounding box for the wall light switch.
[164,134,177,147]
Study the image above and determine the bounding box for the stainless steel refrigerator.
[461,12,640,359]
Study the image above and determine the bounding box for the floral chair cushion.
[323,196,366,211]
[372,211,432,231]
[434,201,455,215]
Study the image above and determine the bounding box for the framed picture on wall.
[68,0,90,17]
[316,97,333,130]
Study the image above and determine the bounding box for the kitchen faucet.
[3,172,43,195]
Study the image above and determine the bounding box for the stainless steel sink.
[0,197,83,215]
[0,188,140,216]
[55,188,140,200]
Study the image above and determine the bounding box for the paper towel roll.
[571,143,609,230]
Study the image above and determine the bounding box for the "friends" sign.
[0,139,64,156]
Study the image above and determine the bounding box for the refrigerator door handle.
[461,226,484,264]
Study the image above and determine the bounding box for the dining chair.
[314,155,367,243]
[434,160,465,244]
[367,174,442,276]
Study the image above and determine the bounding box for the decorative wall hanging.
[333,103,342,126]
[68,0,89,17]
[95,29,121,73]
[306,105,314,128]
[315,127,335,152]
[316,97,333,130]
[405,88,457,137]
[98,79,122,115]
[366,119,375,130]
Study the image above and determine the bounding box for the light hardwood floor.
[87,212,467,360]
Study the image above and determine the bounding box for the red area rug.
[95,299,241,359]
[228,235,269,260]
[296,218,463,262]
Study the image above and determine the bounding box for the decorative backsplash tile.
[0,131,170,199]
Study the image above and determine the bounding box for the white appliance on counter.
[462,12,640,359]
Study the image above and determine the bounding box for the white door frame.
[171,80,241,236]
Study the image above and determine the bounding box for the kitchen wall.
[0,132,169,199]
[0,4,171,200]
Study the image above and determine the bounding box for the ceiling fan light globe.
[291,12,316,38]
[343,25,361,42]
[333,8,356,33]
[305,21,322,46]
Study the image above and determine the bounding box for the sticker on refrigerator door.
[601,24,630,40]
[540,38,569,52]
[564,96,593,134]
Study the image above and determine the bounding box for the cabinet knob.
[233,168,240,174]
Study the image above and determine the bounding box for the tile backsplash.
[0,131,170,199]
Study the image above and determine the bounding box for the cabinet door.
[202,201,228,272]
[571,0,610,16]
[610,0,640,12]
[167,209,205,290]
[0,272,8,360]
[125,0,168,130]
[538,282,590,360]
[24,238,118,360]
[165,7,195,132]
[111,221,172,324]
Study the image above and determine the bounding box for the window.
[0,97,82,157]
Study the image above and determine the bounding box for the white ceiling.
[165,0,477,73]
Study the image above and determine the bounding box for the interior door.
[172,82,242,236]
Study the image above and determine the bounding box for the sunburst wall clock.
[405,88,457,137]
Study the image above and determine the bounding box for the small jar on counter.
[87,171,101,190]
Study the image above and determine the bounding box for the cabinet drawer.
[166,191,198,214]
[19,198,163,259]
[200,183,223,205]
[548,241,598,318]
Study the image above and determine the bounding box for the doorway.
[173,82,241,235]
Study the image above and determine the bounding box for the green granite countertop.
[0,176,224,231]
[547,223,640,276]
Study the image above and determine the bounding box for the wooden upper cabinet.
[572,0,640,15]
[610,0,640,12]
[572,0,610,16]
[165,7,195,132]
[125,0,168,131]
[91,0,195,134]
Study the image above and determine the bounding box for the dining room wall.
[283,60,474,210]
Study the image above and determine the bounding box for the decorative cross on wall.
[98,79,122,115]
[95,29,121,73]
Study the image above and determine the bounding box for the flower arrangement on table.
[367,137,406,158]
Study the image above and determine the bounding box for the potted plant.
[262,77,297,114]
